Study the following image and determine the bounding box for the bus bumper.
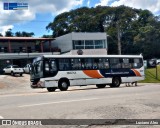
[31,81,44,88]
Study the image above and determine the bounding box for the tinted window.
[59,59,70,71]
[132,58,143,68]
[122,58,132,68]
[110,58,121,68]
[97,58,109,69]
[71,59,81,70]
[84,58,93,69]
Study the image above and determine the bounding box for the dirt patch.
[0,74,32,94]
[0,83,6,89]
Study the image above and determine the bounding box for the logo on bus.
[67,72,76,74]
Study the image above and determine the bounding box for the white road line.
[0,116,4,119]
[0,92,45,98]
[19,98,100,108]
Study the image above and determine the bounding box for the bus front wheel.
[110,77,121,88]
[47,87,57,92]
[58,79,69,91]
[96,84,106,88]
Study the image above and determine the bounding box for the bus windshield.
[30,59,43,79]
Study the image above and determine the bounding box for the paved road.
[0,84,160,128]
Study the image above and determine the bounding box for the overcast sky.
[0,0,160,37]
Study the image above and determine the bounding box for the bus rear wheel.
[96,84,106,88]
[110,77,121,88]
[47,87,57,92]
[58,79,69,91]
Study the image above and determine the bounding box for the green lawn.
[139,65,160,83]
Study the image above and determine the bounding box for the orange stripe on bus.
[132,69,141,76]
[83,70,103,78]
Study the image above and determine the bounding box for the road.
[0,83,160,128]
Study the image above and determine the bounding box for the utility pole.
[117,21,121,55]
[156,59,158,80]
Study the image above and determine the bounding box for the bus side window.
[93,58,99,69]
[97,58,109,69]
[98,59,103,69]
[103,59,109,69]
[122,58,131,68]
[110,58,121,68]
[59,59,70,71]
[85,58,93,69]
[71,59,81,70]
[133,58,143,68]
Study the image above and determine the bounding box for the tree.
[5,29,14,37]
[0,33,3,37]
[46,6,160,58]
[21,31,34,37]
[42,35,53,38]
[15,31,35,37]
[15,31,22,37]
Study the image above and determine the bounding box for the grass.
[139,65,160,83]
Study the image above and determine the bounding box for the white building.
[49,32,108,55]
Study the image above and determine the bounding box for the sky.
[0,0,160,37]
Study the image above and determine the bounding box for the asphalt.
[0,75,160,128]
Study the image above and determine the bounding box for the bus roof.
[42,54,143,58]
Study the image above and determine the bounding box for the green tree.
[47,6,160,58]
[15,31,22,37]
[42,35,53,38]
[15,31,34,37]
[5,29,13,37]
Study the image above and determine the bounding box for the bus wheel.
[58,79,69,91]
[96,84,106,88]
[110,77,121,88]
[47,87,56,92]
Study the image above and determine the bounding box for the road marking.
[0,116,4,119]
[0,92,46,98]
[18,98,100,108]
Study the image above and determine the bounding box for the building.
[0,37,54,53]
[47,32,107,55]
[0,37,55,73]
[0,33,108,73]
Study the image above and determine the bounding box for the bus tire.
[58,79,69,91]
[96,84,106,88]
[110,77,121,88]
[47,87,56,92]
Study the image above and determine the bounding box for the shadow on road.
[36,84,146,94]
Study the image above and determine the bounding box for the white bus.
[30,54,145,92]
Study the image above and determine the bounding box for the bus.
[30,54,145,92]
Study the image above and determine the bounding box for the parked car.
[147,59,157,68]
[3,65,24,76]
[157,59,160,65]
[23,64,31,73]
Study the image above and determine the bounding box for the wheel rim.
[61,82,67,88]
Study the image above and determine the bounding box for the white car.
[23,64,31,73]
[3,65,24,76]
[157,59,160,65]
